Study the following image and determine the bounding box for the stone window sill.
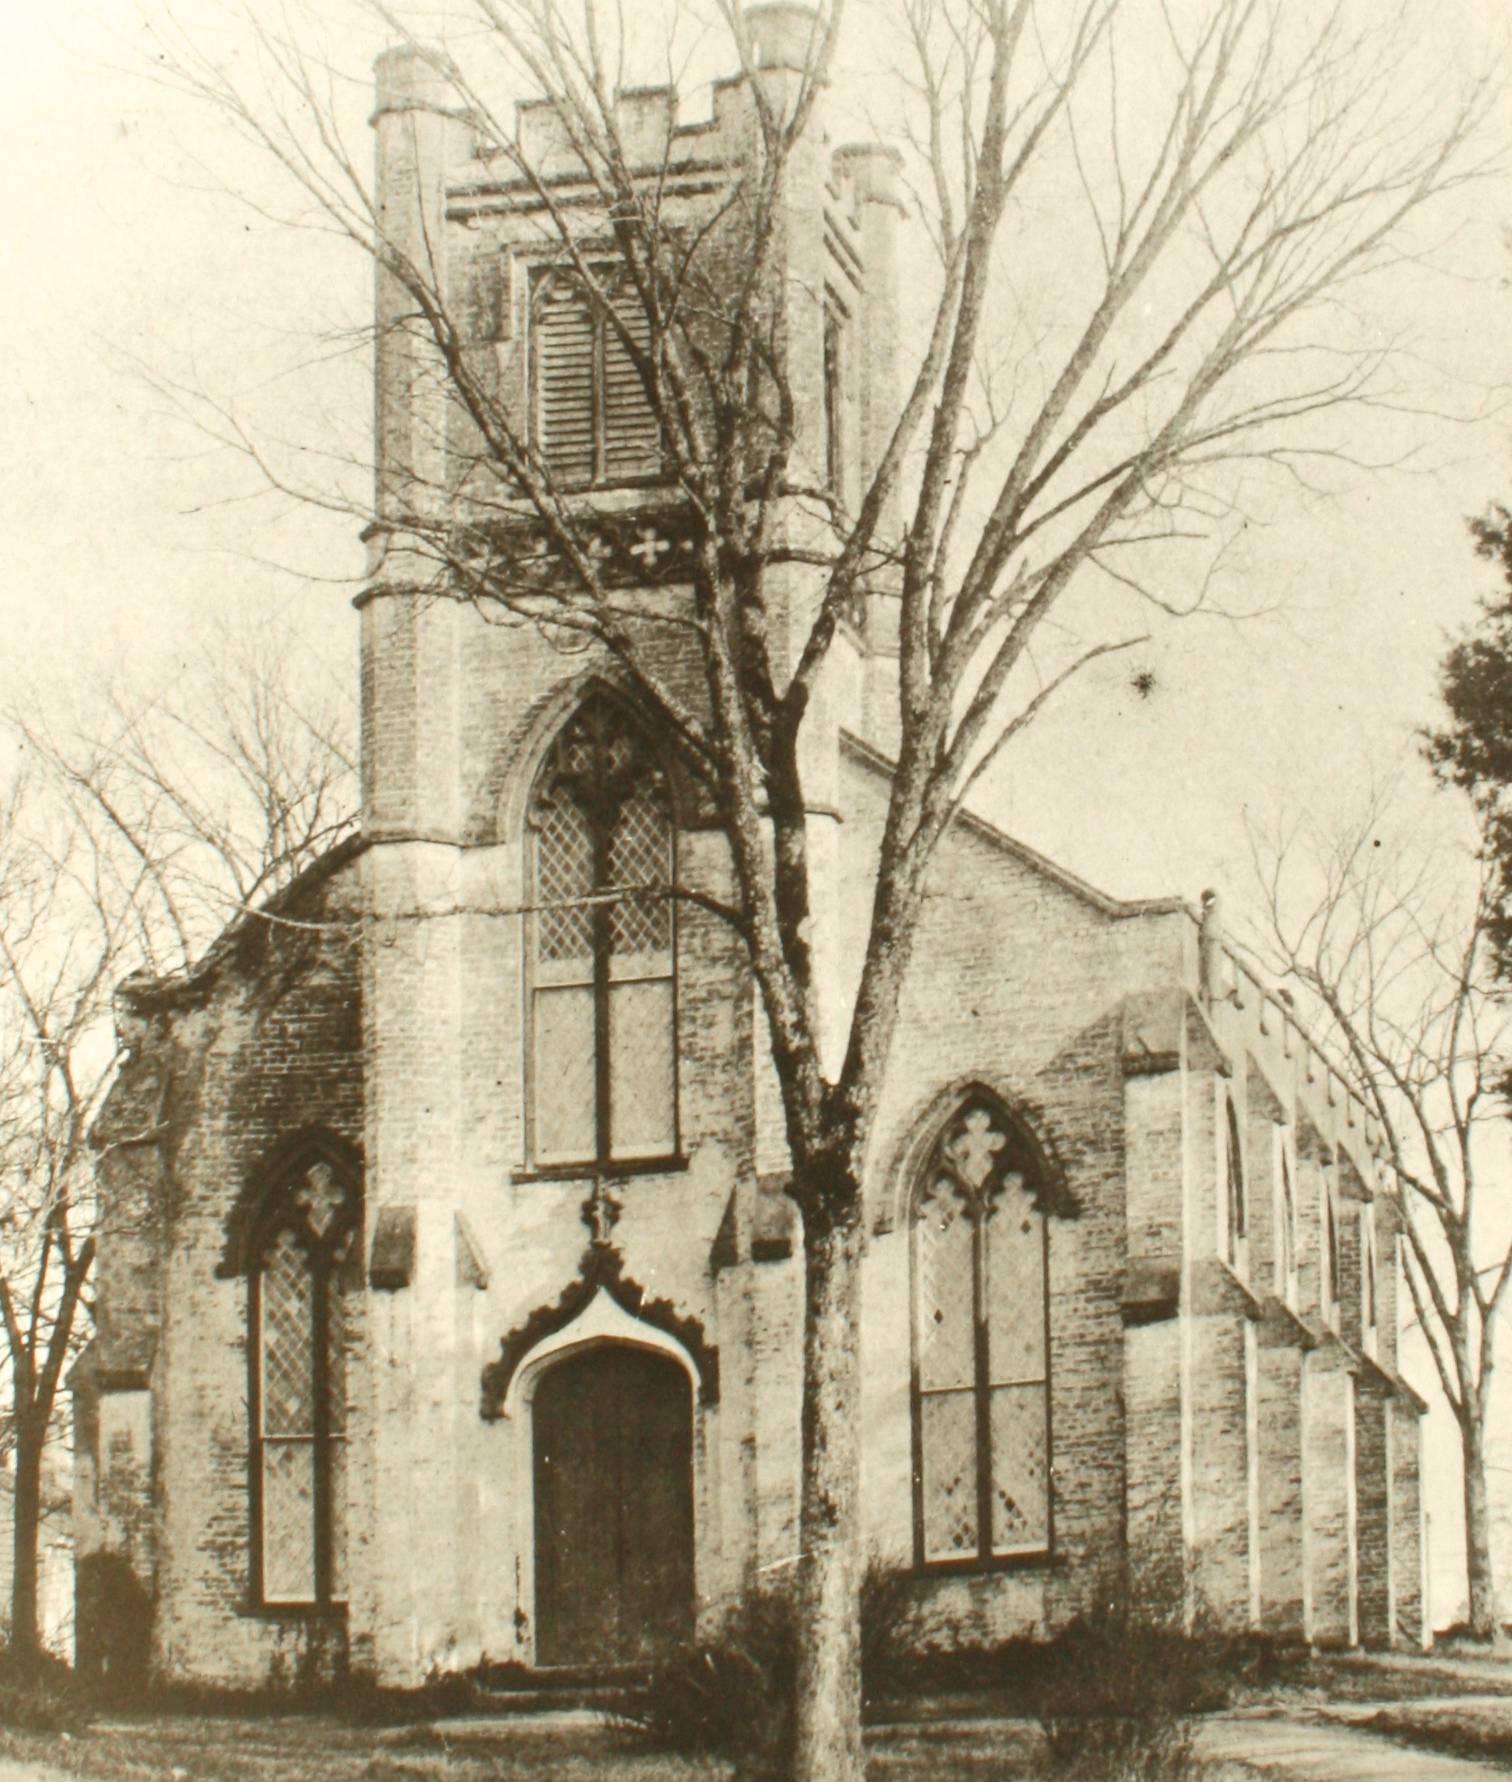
[914,1548,1057,1579]
[511,1154,689,1186]
[238,1600,349,1622]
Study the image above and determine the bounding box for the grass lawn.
[0,1716,728,1781]
[1352,1699,1512,1772]
[2,1647,1488,1782]
[0,1713,1273,1781]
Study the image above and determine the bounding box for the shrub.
[1035,1614,1200,1780]
[1034,1552,1226,1782]
[0,1646,87,1734]
[859,1554,921,1703]
[75,1552,152,1700]
[627,1585,797,1778]
[625,1553,917,1776]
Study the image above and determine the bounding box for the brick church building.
[74,5,1427,1688]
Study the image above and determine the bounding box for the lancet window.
[911,1095,1051,1568]
[1277,1134,1299,1306]
[528,693,677,1168]
[822,288,848,497]
[1362,1204,1379,1349]
[1221,1095,1247,1270]
[1321,1171,1342,1324]
[250,1152,359,1608]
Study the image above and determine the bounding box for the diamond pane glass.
[261,1231,314,1438]
[535,793,594,968]
[533,985,597,1162]
[261,1440,316,1603]
[916,1182,975,1391]
[921,1390,979,1561]
[608,978,675,1159]
[990,1383,1048,1553]
[985,1178,1045,1384]
[330,1437,348,1602]
[607,784,671,965]
[328,1277,349,1437]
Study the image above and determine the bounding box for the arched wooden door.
[532,1344,694,1666]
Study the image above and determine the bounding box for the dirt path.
[1199,1709,1504,1779]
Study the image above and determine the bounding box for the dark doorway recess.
[533,1344,694,1665]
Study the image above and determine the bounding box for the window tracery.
[911,1096,1051,1567]
[250,1153,359,1608]
[528,693,677,1167]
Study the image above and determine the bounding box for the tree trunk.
[791,1197,862,1782]
[10,1417,43,1665]
[792,1204,865,1782]
[1463,1414,1499,1640]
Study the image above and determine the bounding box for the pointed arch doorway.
[532,1344,694,1665]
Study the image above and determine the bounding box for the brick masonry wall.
[81,26,1425,1686]
[846,752,1190,1638]
[1185,1297,1254,1628]
[1391,1397,1426,1648]
[1355,1380,1394,1647]
[1305,1350,1358,1647]
[1124,1319,1184,1595]
[1256,1330,1308,1639]
[84,861,364,1689]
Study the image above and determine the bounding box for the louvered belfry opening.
[911,1096,1052,1568]
[533,268,662,488]
[528,692,677,1167]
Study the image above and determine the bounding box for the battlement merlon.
[1190,892,1399,1224]
[369,7,899,234]
[366,7,906,595]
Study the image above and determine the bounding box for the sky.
[2,0,1511,1625]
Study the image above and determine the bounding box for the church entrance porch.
[532,1344,695,1665]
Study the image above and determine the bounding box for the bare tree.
[1247,791,1512,1639]
[0,775,123,1661]
[0,622,357,1662]
[147,0,1495,1767]
[13,614,358,974]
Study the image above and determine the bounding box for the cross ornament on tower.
[628,525,671,569]
[582,1179,623,1248]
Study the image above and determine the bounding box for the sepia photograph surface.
[2,0,1512,1775]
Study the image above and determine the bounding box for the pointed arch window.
[249,1153,360,1608]
[1322,1172,1342,1326]
[1221,1095,1247,1271]
[822,287,848,499]
[1361,1203,1379,1353]
[911,1096,1051,1568]
[532,268,662,488]
[528,694,677,1168]
[1276,1130,1299,1308]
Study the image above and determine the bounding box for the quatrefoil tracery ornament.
[918,1101,1032,1224]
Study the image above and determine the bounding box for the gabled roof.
[114,831,368,1015]
[839,730,1190,923]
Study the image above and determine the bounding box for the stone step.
[464,1666,649,1717]
[470,1684,636,1715]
